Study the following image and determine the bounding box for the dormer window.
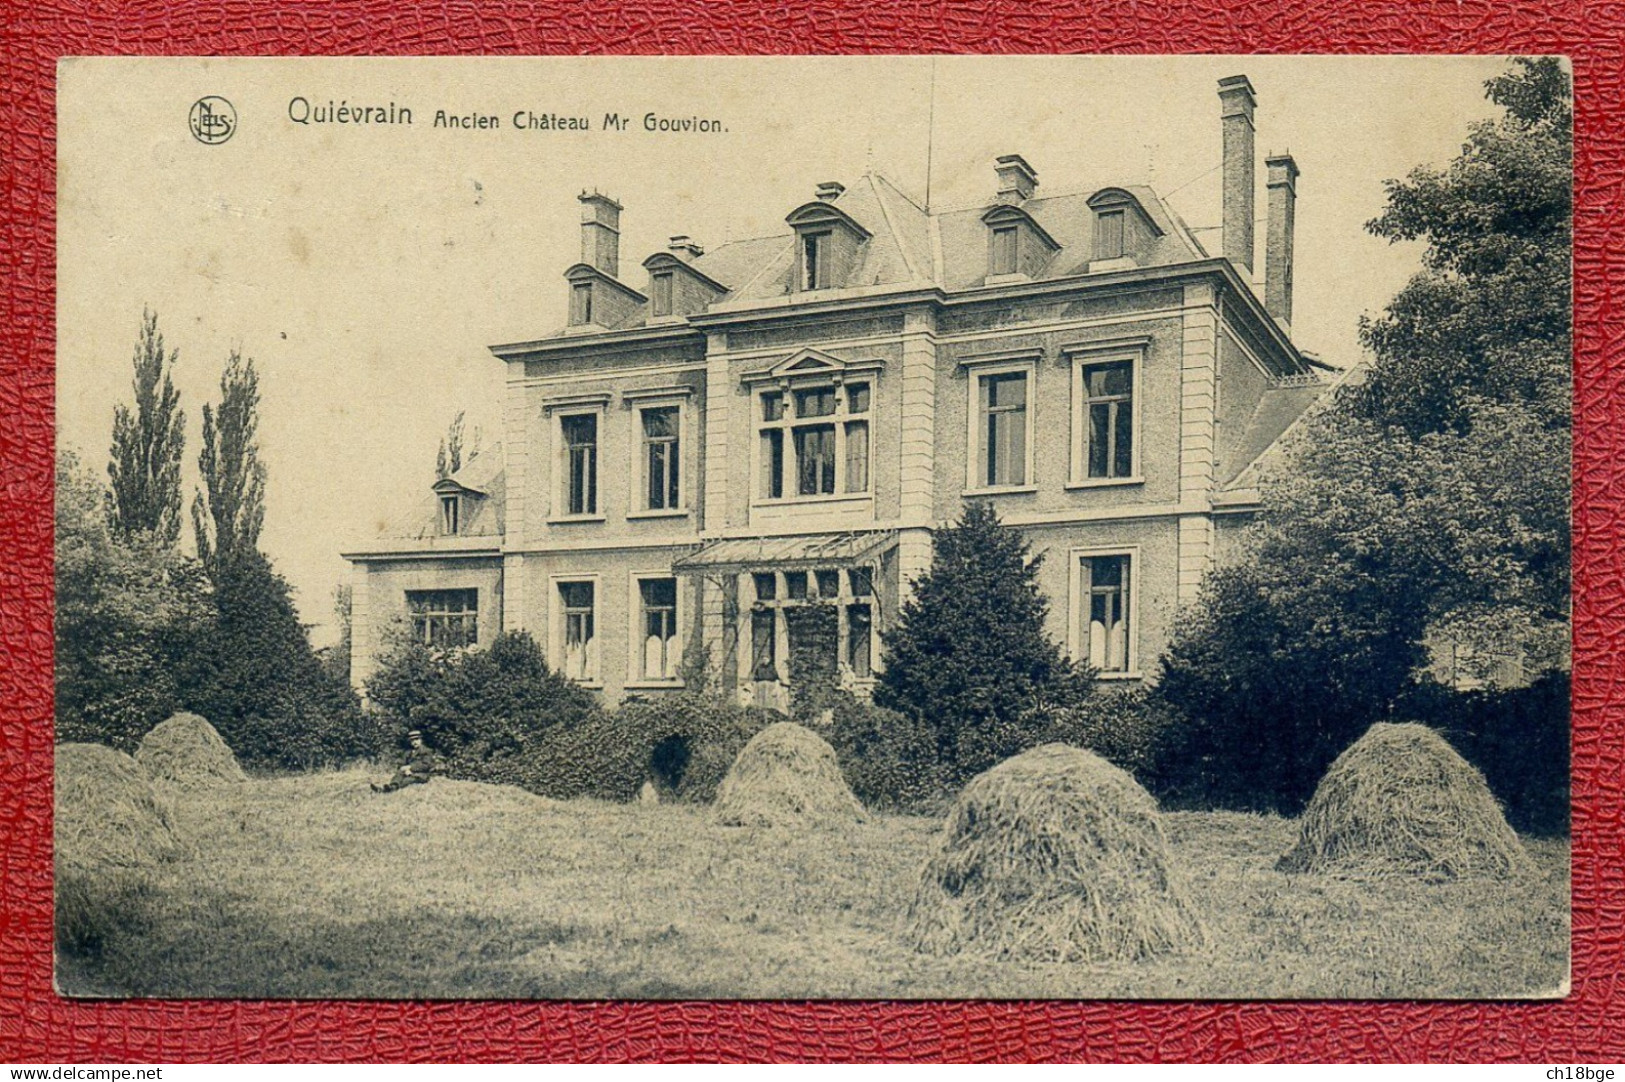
[570,282,594,326]
[1085,189,1164,269]
[990,226,1019,276]
[1095,209,1126,261]
[801,232,830,291]
[440,494,460,535]
[784,195,871,296]
[564,265,646,331]
[650,272,674,317]
[640,249,726,320]
[979,204,1059,282]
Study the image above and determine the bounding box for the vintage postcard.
[54,55,1570,1000]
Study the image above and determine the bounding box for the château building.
[342,74,1331,706]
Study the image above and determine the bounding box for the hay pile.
[907,743,1204,963]
[712,722,867,828]
[136,712,247,789]
[1278,722,1530,881]
[54,743,182,873]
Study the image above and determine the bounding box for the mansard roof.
[499,170,1232,348]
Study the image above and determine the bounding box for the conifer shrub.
[875,502,1091,787]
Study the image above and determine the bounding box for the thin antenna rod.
[924,56,938,212]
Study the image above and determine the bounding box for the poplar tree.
[106,309,186,546]
[192,349,267,582]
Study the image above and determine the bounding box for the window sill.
[547,514,607,525]
[1094,670,1143,681]
[753,493,873,508]
[564,678,605,690]
[1065,476,1145,490]
[625,679,686,691]
[964,484,1039,497]
[626,508,691,521]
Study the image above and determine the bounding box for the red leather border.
[2,2,1618,1063]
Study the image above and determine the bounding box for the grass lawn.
[57,767,1569,999]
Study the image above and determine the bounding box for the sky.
[56,55,1513,643]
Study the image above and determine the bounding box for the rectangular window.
[1081,555,1131,673]
[570,282,594,325]
[744,566,880,688]
[558,580,597,682]
[561,413,598,516]
[761,428,785,499]
[980,371,1029,487]
[991,225,1018,275]
[794,425,837,495]
[650,272,674,317]
[638,578,679,681]
[1095,210,1126,261]
[847,602,873,678]
[751,607,778,682]
[844,381,870,494]
[642,406,681,510]
[406,588,478,649]
[1082,360,1135,479]
[440,494,460,535]
[757,381,873,501]
[801,232,829,291]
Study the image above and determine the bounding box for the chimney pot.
[667,234,704,261]
[578,190,622,277]
[1265,153,1300,325]
[994,154,1039,204]
[1218,75,1258,274]
[815,181,846,202]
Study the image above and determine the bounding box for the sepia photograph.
[53,54,1571,1000]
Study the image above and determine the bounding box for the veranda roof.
[672,530,896,574]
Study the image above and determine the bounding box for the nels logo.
[189,96,237,145]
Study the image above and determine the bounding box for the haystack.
[1278,722,1530,880]
[712,722,867,828]
[907,743,1203,963]
[54,743,181,873]
[136,712,246,789]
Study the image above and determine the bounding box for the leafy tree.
[56,449,211,752]
[106,310,186,547]
[365,629,598,760]
[1354,57,1570,437]
[192,349,266,583]
[316,584,354,686]
[436,410,482,480]
[875,501,1090,782]
[1156,58,1571,812]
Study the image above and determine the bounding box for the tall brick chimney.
[1218,75,1257,275]
[994,154,1038,204]
[1265,153,1300,325]
[578,191,622,277]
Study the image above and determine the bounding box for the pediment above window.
[783,202,873,241]
[641,251,728,293]
[432,477,488,497]
[1085,189,1164,236]
[742,347,885,386]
